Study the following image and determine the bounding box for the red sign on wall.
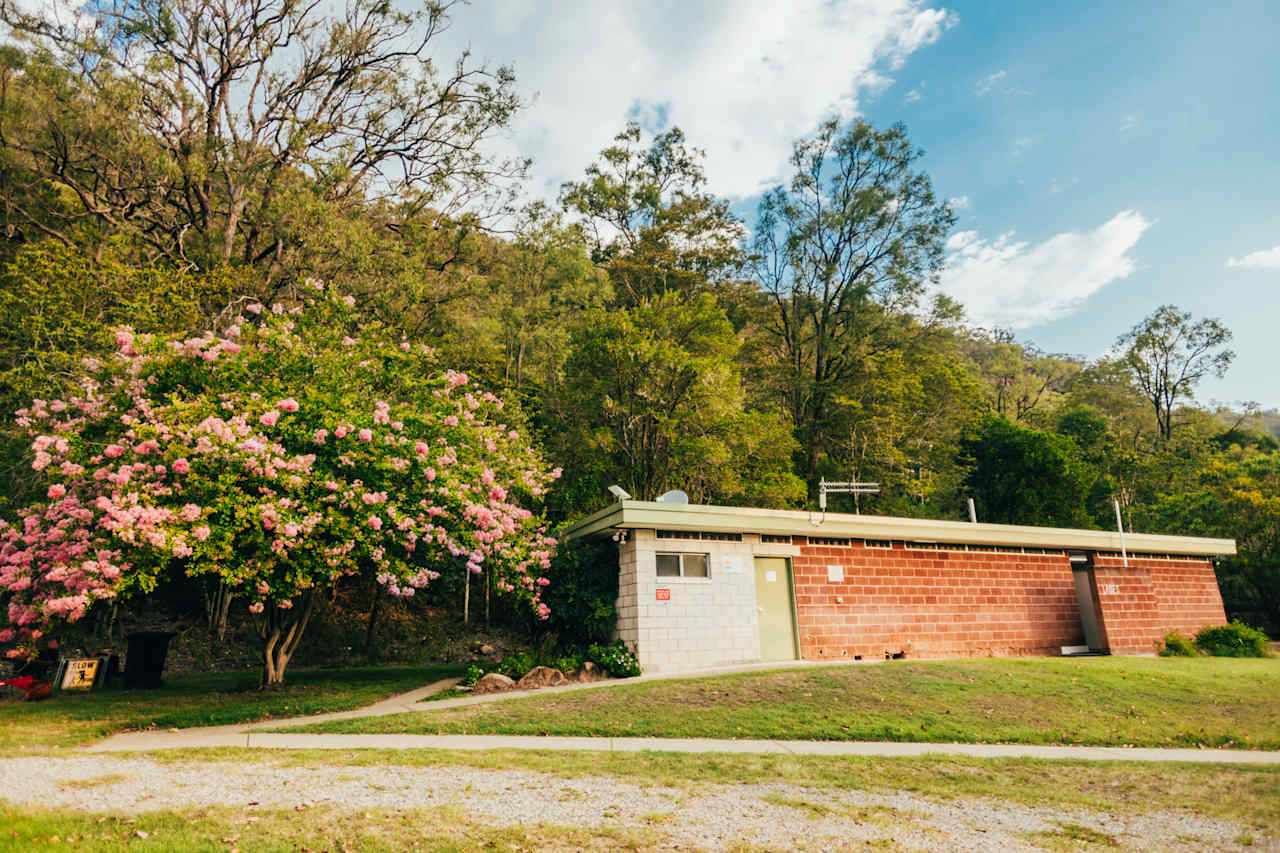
[655,588,671,601]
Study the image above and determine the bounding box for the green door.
[754,557,799,661]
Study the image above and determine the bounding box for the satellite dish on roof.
[655,489,689,504]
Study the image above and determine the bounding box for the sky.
[431,0,1279,409]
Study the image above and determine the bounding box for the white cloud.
[1011,135,1038,159]
[431,0,956,201]
[905,88,923,103]
[1120,114,1138,132]
[975,69,1006,95]
[948,195,970,210]
[939,210,1152,329]
[1227,245,1280,270]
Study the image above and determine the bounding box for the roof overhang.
[561,500,1237,557]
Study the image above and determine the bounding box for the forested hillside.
[0,0,1274,632]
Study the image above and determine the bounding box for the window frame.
[655,550,712,581]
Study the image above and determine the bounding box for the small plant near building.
[1195,621,1271,657]
[461,663,486,686]
[1159,630,1199,657]
[587,639,642,678]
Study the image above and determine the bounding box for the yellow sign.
[60,658,100,690]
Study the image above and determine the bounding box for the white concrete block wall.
[626,530,783,674]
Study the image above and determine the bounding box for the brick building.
[563,500,1234,673]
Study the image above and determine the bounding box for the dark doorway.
[1069,552,1107,653]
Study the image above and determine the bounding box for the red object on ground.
[0,675,52,701]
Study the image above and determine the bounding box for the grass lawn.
[284,656,1280,749]
[0,804,652,853]
[0,664,462,751]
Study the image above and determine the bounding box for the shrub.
[551,652,585,674]
[542,537,619,646]
[497,650,537,680]
[1159,630,1198,657]
[461,662,487,686]
[587,639,641,678]
[1195,621,1270,657]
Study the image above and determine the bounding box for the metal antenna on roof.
[816,477,881,518]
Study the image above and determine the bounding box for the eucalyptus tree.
[752,118,955,487]
[0,0,525,282]
[560,122,745,305]
[1117,305,1234,442]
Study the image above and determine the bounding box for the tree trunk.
[256,590,316,687]
[364,594,381,664]
[203,580,233,643]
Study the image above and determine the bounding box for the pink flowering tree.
[0,283,559,684]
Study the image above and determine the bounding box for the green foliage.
[551,291,798,511]
[587,639,642,678]
[1159,630,1199,657]
[1195,621,1270,658]
[960,415,1097,528]
[1141,448,1280,632]
[497,650,538,680]
[559,122,745,304]
[542,536,620,646]
[1118,305,1234,442]
[462,663,487,686]
[752,118,956,489]
[551,651,586,673]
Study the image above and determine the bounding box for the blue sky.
[436,0,1278,407]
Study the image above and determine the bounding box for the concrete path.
[85,730,1280,763]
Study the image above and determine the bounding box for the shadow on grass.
[0,663,464,750]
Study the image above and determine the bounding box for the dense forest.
[0,0,1274,634]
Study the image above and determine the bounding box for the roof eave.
[562,500,1236,557]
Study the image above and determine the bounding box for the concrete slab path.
[85,729,1280,763]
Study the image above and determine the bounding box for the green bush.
[551,652,585,674]
[497,651,537,680]
[587,639,641,678]
[542,537,619,646]
[461,663,487,686]
[1194,621,1270,657]
[1159,630,1198,657]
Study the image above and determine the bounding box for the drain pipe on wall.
[1114,498,1129,567]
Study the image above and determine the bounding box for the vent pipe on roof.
[1114,499,1129,567]
[967,498,977,524]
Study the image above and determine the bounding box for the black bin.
[123,632,176,689]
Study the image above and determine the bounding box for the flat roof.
[562,500,1236,557]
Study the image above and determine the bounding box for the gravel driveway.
[1,756,1269,852]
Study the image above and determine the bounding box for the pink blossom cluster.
[1,287,561,659]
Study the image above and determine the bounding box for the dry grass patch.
[0,803,660,852]
[135,747,1280,834]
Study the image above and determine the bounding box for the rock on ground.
[515,666,567,690]
[470,672,515,695]
[573,661,608,682]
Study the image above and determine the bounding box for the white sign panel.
[765,570,778,582]
[827,564,844,582]
[721,555,744,574]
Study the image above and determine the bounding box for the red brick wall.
[1092,555,1226,654]
[791,540,1083,660]
[790,540,1226,660]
